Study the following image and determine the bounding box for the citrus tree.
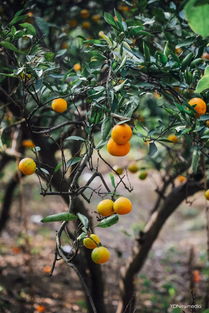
[1,0,209,312]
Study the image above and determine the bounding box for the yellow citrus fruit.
[51,98,68,113]
[68,19,77,28]
[107,138,130,157]
[206,120,209,127]
[82,21,91,29]
[113,165,124,175]
[167,134,178,143]
[138,171,148,180]
[92,14,100,22]
[80,9,90,19]
[128,162,139,173]
[73,63,81,71]
[111,124,132,144]
[91,246,110,264]
[204,189,209,200]
[113,197,132,215]
[188,98,207,116]
[83,234,101,249]
[18,158,37,175]
[97,199,114,217]
[22,139,35,148]
[98,31,105,38]
[177,175,187,183]
[175,47,183,55]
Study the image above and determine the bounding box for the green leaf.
[109,173,116,188]
[103,12,116,27]
[148,142,158,156]
[65,136,85,142]
[39,167,50,175]
[9,11,26,26]
[35,16,49,36]
[41,212,77,223]
[77,213,89,229]
[199,114,209,120]
[202,309,209,313]
[20,23,36,35]
[191,147,200,173]
[66,157,82,168]
[195,75,209,93]
[54,162,62,172]
[44,52,55,61]
[0,41,24,54]
[184,0,209,38]
[96,214,119,228]
[101,116,112,140]
[77,232,88,241]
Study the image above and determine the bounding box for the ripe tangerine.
[111,124,132,144]
[97,199,114,217]
[91,246,110,264]
[51,98,68,113]
[113,197,132,215]
[188,98,207,116]
[107,138,130,157]
[18,158,37,175]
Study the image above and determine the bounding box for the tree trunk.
[116,180,203,313]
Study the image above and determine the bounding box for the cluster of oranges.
[83,234,110,264]
[107,123,132,156]
[82,196,132,264]
[97,197,132,216]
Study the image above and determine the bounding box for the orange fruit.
[22,139,35,148]
[92,14,100,22]
[128,162,138,173]
[175,47,183,55]
[83,234,101,249]
[18,158,37,175]
[113,197,132,215]
[177,175,187,183]
[107,138,130,156]
[167,134,178,143]
[42,265,51,273]
[111,124,132,144]
[192,270,201,283]
[97,199,114,217]
[138,171,148,180]
[188,98,207,116]
[73,63,81,71]
[80,9,90,19]
[35,305,46,313]
[82,21,91,29]
[51,98,67,113]
[91,246,110,264]
[68,19,77,28]
[204,189,209,200]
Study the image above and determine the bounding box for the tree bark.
[116,180,203,313]
[0,172,20,232]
